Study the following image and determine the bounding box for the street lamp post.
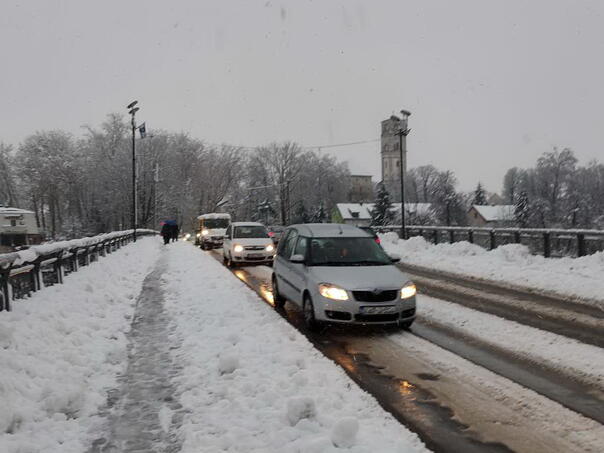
[127,101,140,242]
[396,109,411,239]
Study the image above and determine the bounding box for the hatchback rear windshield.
[308,237,391,266]
[234,226,269,238]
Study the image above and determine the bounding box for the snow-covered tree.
[514,191,530,227]
[371,183,395,226]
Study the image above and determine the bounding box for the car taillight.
[268,231,274,237]
[375,238,381,244]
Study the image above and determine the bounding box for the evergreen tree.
[371,183,395,226]
[472,182,488,205]
[311,202,327,223]
[293,201,309,223]
[514,190,530,227]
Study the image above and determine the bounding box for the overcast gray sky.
[2,0,604,192]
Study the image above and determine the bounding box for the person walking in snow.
[161,222,171,245]
[170,222,179,242]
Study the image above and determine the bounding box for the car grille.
[353,290,398,302]
[354,313,399,323]
[244,245,265,251]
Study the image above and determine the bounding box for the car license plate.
[247,253,263,258]
[361,306,397,315]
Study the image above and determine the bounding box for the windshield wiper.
[348,260,389,266]
[311,261,350,266]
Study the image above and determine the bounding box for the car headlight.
[201,229,209,236]
[318,283,349,301]
[196,233,201,238]
[233,244,244,253]
[266,244,274,252]
[401,283,417,299]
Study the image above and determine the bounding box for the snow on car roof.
[231,222,266,227]
[293,223,372,238]
[197,213,231,220]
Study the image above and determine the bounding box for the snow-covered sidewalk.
[0,237,162,453]
[380,234,604,307]
[162,242,428,453]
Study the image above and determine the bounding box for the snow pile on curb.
[162,242,428,453]
[381,235,604,305]
[0,237,161,453]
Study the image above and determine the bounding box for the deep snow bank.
[0,237,161,453]
[381,234,604,306]
[162,242,428,453]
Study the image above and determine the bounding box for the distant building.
[467,205,515,227]
[333,202,432,226]
[0,207,42,252]
[347,175,373,203]
[381,115,408,202]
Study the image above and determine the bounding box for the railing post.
[468,230,474,243]
[514,231,521,243]
[577,233,586,257]
[449,229,454,243]
[433,229,439,244]
[543,232,551,258]
[32,258,42,291]
[489,230,496,250]
[0,267,10,312]
[55,251,64,284]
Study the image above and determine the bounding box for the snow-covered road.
[2,236,603,453]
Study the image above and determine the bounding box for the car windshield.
[234,226,269,238]
[203,219,229,229]
[308,237,392,266]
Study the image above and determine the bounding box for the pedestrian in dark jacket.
[161,222,171,245]
[170,222,179,242]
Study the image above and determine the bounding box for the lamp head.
[400,109,411,121]
[127,100,138,109]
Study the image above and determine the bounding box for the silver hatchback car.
[272,224,417,330]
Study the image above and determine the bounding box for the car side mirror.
[290,254,305,264]
[388,253,401,263]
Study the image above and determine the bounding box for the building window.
[10,219,16,227]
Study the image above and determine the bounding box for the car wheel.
[303,294,320,331]
[398,319,414,330]
[227,253,236,268]
[223,253,228,265]
[200,242,206,250]
[271,275,286,309]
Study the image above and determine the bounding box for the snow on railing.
[0,229,156,312]
[373,225,604,258]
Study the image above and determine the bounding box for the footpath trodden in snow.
[88,254,184,453]
[162,241,428,453]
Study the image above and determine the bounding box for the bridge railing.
[373,225,604,258]
[0,229,156,312]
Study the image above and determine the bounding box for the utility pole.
[127,101,140,241]
[395,109,411,240]
[153,162,159,231]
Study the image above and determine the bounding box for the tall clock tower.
[381,114,408,202]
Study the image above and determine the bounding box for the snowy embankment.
[162,242,428,453]
[380,233,604,306]
[415,296,604,389]
[0,237,161,453]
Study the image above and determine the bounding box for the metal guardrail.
[373,225,604,258]
[0,230,156,312]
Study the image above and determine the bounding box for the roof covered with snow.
[197,213,231,220]
[471,205,515,222]
[0,207,35,215]
[335,203,432,220]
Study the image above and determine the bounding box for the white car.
[223,222,275,267]
[272,224,417,330]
